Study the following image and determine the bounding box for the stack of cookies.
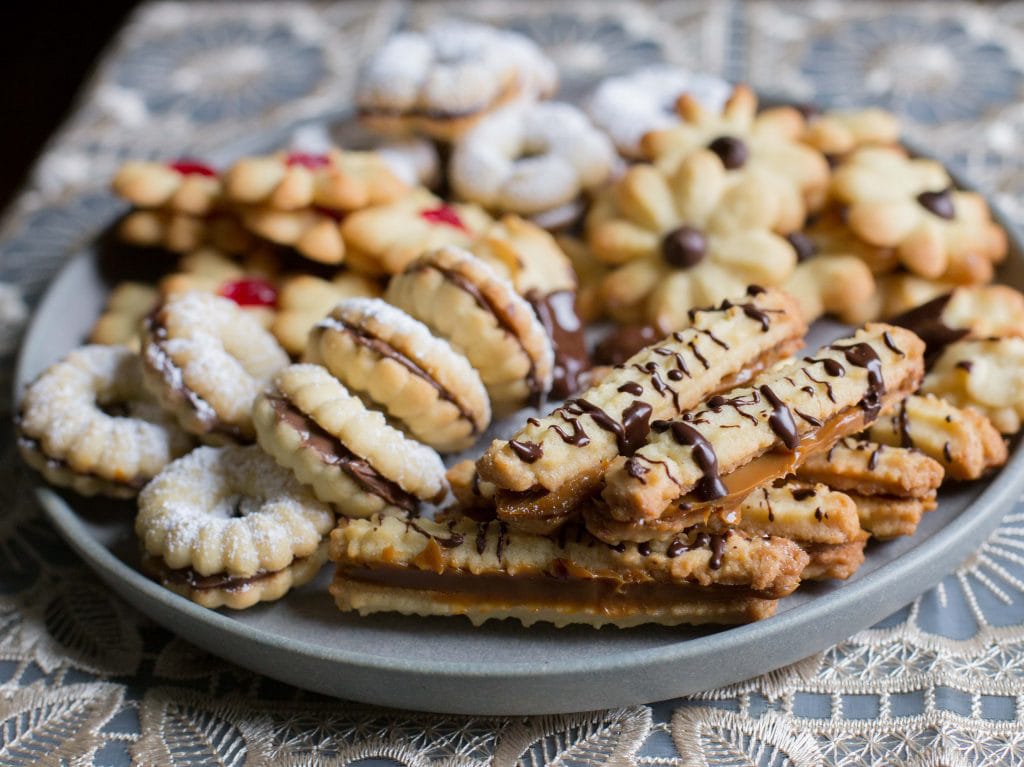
[15,19,1024,627]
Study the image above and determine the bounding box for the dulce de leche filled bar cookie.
[328,515,808,627]
[598,324,925,534]
[476,286,806,534]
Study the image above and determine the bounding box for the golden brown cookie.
[270,272,384,356]
[88,282,160,349]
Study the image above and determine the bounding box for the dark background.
[2,2,139,212]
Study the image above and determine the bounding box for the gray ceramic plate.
[15,124,1024,715]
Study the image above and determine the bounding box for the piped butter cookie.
[252,364,448,518]
[135,444,335,609]
[112,159,221,216]
[385,245,554,415]
[306,298,490,453]
[17,345,193,498]
[271,272,383,356]
[141,292,289,443]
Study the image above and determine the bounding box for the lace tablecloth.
[3,2,1024,764]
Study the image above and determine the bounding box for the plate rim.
[14,137,1024,715]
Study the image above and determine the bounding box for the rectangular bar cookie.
[796,437,944,498]
[600,324,925,526]
[328,514,808,628]
[477,286,806,534]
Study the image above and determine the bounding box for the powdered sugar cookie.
[386,246,555,414]
[340,190,492,276]
[307,298,490,452]
[450,102,615,222]
[357,21,557,141]
[271,272,383,356]
[141,292,289,443]
[17,345,192,498]
[224,149,408,212]
[587,67,731,158]
[136,444,334,609]
[252,364,448,517]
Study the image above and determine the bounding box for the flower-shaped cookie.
[641,85,830,233]
[801,108,901,158]
[585,149,798,328]
[830,146,1007,283]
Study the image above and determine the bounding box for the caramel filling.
[667,408,867,516]
[335,564,774,613]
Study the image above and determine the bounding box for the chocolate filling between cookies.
[16,433,149,490]
[268,395,419,512]
[315,316,481,434]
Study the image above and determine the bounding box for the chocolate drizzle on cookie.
[563,398,653,455]
[830,342,886,420]
[652,420,727,501]
[759,385,799,450]
[594,325,661,366]
[889,293,968,368]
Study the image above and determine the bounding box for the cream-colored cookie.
[866,393,1007,480]
[141,292,289,443]
[239,206,345,265]
[782,254,875,324]
[117,209,254,255]
[848,493,935,541]
[385,245,554,415]
[921,336,1024,434]
[112,159,221,215]
[329,515,806,627]
[271,272,384,356]
[88,282,159,350]
[224,149,408,211]
[796,437,945,499]
[18,345,193,498]
[136,444,334,608]
[306,298,490,452]
[801,108,901,157]
[252,363,448,518]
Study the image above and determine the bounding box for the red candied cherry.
[285,152,331,169]
[168,159,217,177]
[219,278,278,308]
[420,205,467,231]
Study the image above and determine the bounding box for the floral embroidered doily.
[3,2,1024,764]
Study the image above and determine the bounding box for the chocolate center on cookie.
[785,232,817,262]
[707,136,748,170]
[916,188,955,220]
[661,226,707,268]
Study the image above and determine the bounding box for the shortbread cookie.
[340,190,493,276]
[889,286,1024,363]
[357,21,557,141]
[471,215,578,297]
[17,345,192,498]
[866,394,1007,480]
[801,108,901,157]
[117,209,254,255]
[159,248,280,329]
[239,206,345,265]
[450,101,615,221]
[585,151,799,327]
[446,459,497,515]
[830,146,1007,282]
[716,482,867,581]
[112,159,221,215]
[224,150,408,211]
[782,254,875,324]
[136,444,335,609]
[386,246,555,415]
[921,336,1024,434]
[641,84,830,230]
[329,515,807,627]
[557,235,609,323]
[797,437,944,499]
[306,298,490,452]
[803,207,901,276]
[252,364,448,517]
[141,292,289,442]
[601,324,925,525]
[89,282,159,349]
[847,493,934,541]
[271,272,383,356]
[478,287,806,534]
[586,66,731,158]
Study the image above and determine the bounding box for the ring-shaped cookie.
[253,363,448,518]
[136,444,335,609]
[385,246,555,415]
[141,291,289,443]
[450,102,616,217]
[306,298,490,453]
[18,345,193,498]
